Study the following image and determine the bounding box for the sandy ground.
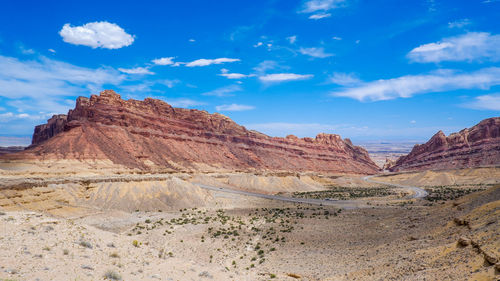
[0,164,499,280]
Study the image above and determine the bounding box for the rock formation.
[388,117,500,172]
[5,90,379,174]
[31,114,67,145]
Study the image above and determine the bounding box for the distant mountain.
[388,117,500,172]
[2,90,379,174]
[0,146,25,155]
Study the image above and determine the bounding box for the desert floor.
[0,163,499,281]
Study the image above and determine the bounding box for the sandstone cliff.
[388,117,500,172]
[7,90,379,174]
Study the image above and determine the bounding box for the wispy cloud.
[219,68,252,79]
[17,44,35,55]
[202,85,242,97]
[118,67,154,75]
[164,98,205,108]
[286,35,297,44]
[185,58,240,67]
[448,19,471,29]
[216,104,255,111]
[300,0,346,13]
[59,21,134,49]
[259,73,313,83]
[119,79,179,93]
[309,13,331,20]
[328,72,361,86]
[0,55,124,101]
[464,93,500,110]
[152,57,175,65]
[331,67,500,101]
[253,60,285,74]
[299,47,333,58]
[407,32,500,63]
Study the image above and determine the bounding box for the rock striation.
[388,117,500,172]
[8,90,379,174]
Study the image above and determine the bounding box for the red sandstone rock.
[6,90,380,174]
[31,114,67,145]
[389,117,500,172]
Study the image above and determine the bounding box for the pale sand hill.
[373,167,500,187]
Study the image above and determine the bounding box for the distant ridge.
[388,117,500,172]
[2,90,380,174]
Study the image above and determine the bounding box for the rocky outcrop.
[389,117,500,172]
[31,114,68,145]
[11,90,379,174]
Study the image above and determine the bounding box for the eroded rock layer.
[389,117,500,172]
[6,90,379,174]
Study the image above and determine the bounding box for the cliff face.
[17,90,379,174]
[389,117,500,172]
[31,114,67,145]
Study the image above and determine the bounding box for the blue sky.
[0,0,499,145]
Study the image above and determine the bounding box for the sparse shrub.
[79,240,93,249]
[270,273,276,278]
[63,249,69,255]
[110,252,119,258]
[104,270,122,280]
[132,240,139,247]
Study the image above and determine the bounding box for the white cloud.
[448,19,471,29]
[185,58,240,67]
[59,21,134,49]
[408,32,500,63]
[48,48,56,53]
[329,72,361,86]
[189,39,196,42]
[464,93,500,110]
[300,0,346,13]
[118,67,154,75]
[219,68,251,79]
[410,120,417,124]
[253,42,263,48]
[332,36,342,40]
[309,13,331,20]
[299,47,333,58]
[0,55,124,101]
[287,35,297,44]
[202,85,242,97]
[152,57,175,65]
[331,67,500,101]
[219,73,249,79]
[259,73,313,83]
[164,98,204,108]
[216,104,255,111]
